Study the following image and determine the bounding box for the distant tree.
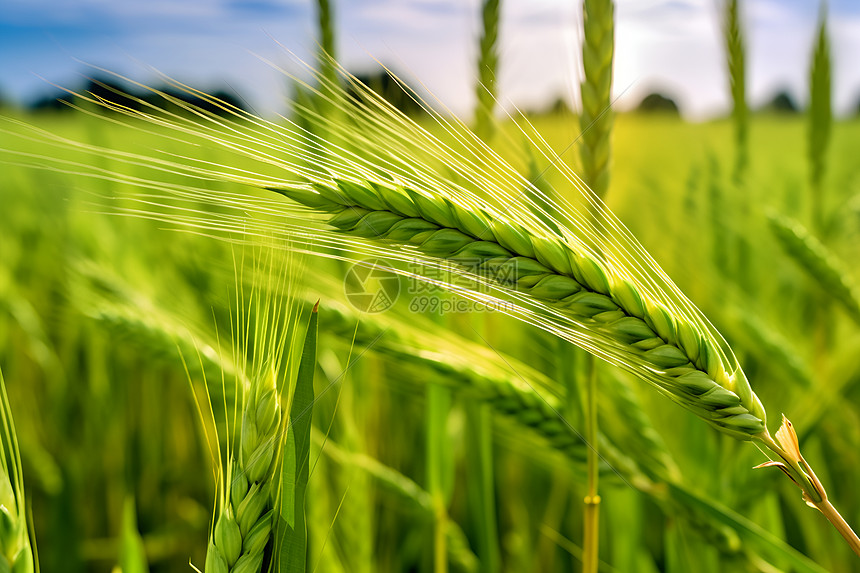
[28,75,247,117]
[29,90,77,112]
[761,90,799,113]
[346,70,425,117]
[82,77,143,111]
[141,87,247,117]
[636,92,679,114]
[548,97,572,115]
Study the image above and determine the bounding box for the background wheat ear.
[767,211,860,325]
[724,0,748,185]
[808,3,832,234]
[474,0,500,143]
[579,0,615,200]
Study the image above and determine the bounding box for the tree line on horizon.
[0,73,858,119]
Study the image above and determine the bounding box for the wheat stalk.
[471,7,503,563]
[578,2,615,566]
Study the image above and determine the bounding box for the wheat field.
[2,1,860,572]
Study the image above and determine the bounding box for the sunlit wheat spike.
[273,177,766,439]
[205,251,301,572]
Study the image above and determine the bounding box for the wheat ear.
[273,178,860,541]
[579,0,615,199]
[206,368,281,573]
[206,270,293,572]
[724,0,748,184]
[768,212,860,325]
[808,5,831,233]
[474,0,500,142]
[274,180,767,440]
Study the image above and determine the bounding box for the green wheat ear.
[725,0,748,184]
[579,0,615,199]
[768,212,860,325]
[275,179,768,441]
[808,3,832,233]
[474,0,500,142]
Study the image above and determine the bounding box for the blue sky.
[2,0,860,120]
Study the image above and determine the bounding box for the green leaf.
[278,302,319,573]
[667,484,829,573]
[119,496,148,573]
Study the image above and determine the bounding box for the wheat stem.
[471,7,504,562]
[582,359,600,573]
[579,0,615,565]
[814,500,860,557]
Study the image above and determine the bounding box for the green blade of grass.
[666,483,829,573]
[464,401,500,573]
[118,495,149,573]
[278,302,319,573]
